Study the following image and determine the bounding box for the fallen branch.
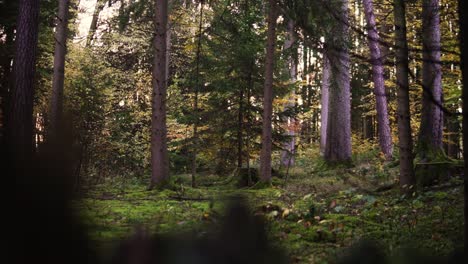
[169,196,213,201]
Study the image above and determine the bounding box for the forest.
[4,0,468,263]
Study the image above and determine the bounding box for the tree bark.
[191,1,203,188]
[418,0,443,158]
[281,19,297,167]
[457,0,468,253]
[260,0,277,182]
[86,0,106,47]
[6,0,40,159]
[394,0,415,191]
[150,0,169,187]
[320,48,330,155]
[300,45,312,144]
[324,0,352,163]
[362,0,393,159]
[49,0,70,140]
[237,88,244,169]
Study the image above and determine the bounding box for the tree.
[150,0,169,187]
[191,0,204,188]
[324,0,352,163]
[362,0,393,159]
[49,0,70,140]
[457,0,467,253]
[6,0,41,159]
[280,19,297,168]
[86,0,106,47]
[320,48,330,155]
[418,0,444,159]
[394,0,415,191]
[260,0,277,182]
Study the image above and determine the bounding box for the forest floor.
[75,155,464,263]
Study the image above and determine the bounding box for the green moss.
[75,154,464,262]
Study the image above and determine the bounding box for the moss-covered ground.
[75,152,464,263]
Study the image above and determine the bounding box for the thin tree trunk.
[300,45,311,144]
[418,0,443,159]
[191,1,203,188]
[457,0,468,253]
[320,48,330,155]
[237,88,244,169]
[394,0,415,191]
[86,0,105,47]
[281,19,297,167]
[446,115,459,158]
[6,0,40,159]
[49,0,70,140]
[246,68,253,185]
[260,0,277,182]
[150,0,169,187]
[324,0,352,163]
[362,0,393,159]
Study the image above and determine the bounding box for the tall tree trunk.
[394,0,415,191]
[300,45,311,144]
[418,0,443,159]
[86,0,106,47]
[150,0,169,187]
[191,1,203,188]
[320,48,330,155]
[260,0,277,182]
[457,0,468,253]
[49,0,70,140]
[362,0,393,159]
[237,88,244,169]
[324,0,352,163]
[6,0,40,159]
[246,75,253,185]
[281,19,297,167]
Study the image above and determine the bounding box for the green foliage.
[76,155,464,262]
[10,0,463,260]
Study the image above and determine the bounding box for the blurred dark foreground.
[10,139,466,264]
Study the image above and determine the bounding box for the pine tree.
[324,0,352,163]
[150,0,170,187]
[418,0,444,159]
[49,0,70,140]
[362,0,393,159]
[394,0,416,191]
[6,0,41,159]
[260,0,277,182]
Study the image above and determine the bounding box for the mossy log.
[414,161,462,187]
[236,168,283,187]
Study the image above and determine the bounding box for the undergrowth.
[74,143,464,263]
